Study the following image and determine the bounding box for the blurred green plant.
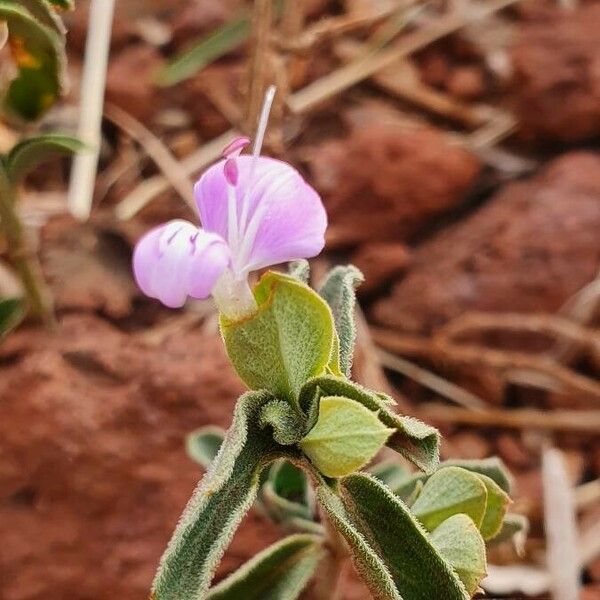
[0,1,83,328]
[154,262,526,600]
[157,0,285,87]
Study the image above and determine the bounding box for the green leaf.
[299,376,440,473]
[300,396,393,478]
[47,0,73,9]
[317,482,401,600]
[6,133,84,184]
[393,457,513,502]
[411,467,488,531]
[152,391,291,600]
[186,426,225,469]
[0,0,66,121]
[157,15,250,87]
[477,474,511,541]
[318,265,364,377]
[270,460,308,502]
[369,460,411,491]
[429,514,487,596]
[287,260,309,284]
[488,513,529,553]
[259,399,306,446]
[0,297,24,337]
[206,534,324,600]
[320,473,469,600]
[221,271,335,402]
[18,0,66,35]
[442,457,513,494]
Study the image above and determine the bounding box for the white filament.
[234,85,277,274]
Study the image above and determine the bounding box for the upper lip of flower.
[132,86,327,315]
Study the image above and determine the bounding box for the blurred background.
[0,0,599,598]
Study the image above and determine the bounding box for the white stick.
[67,0,116,220]
[542,447,581,600]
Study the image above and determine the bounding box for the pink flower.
[132,87,327,318]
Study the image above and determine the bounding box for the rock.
[442,431,492,461]
[581,584,600,600]
[0,314,281,600]
[511,4,600,143]
[310,123,481,248]
[496,434,535,469]
[42,216,137,319]
[445,65,485,100]
[373,152,600,335]
[106,45,164,122]
[351,242,411,296]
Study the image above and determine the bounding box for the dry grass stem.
[104,103,196,213]
[67,0,116,220]
[377,348,487,410]
[542,447,580,600]
[287,0,523,114]
[437,311,600,359]
[419,404,600,433]
[245,0,275,134]
[115,130,239,220]
[373,328,600,400]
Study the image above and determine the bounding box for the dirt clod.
[311,123,481,248]
[511,4,600,143]
[373,152,600,334]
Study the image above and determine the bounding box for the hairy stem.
[313,505,349,600]
[0,165,55,328]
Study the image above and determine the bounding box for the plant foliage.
[154,265,523,599]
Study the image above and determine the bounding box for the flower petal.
[132,220,230,308]
[194,155,327,275]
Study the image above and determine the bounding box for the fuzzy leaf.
[0,297,24,337]
[317,482,401,600]
[394,457,513,503]
[261,482,314,525]
[318,265,364,377]
[0,0,66,121]
[270,460,310,506]
[321,473,469,600]
[489,513,529,553]
[300,396,393,478]
[6,133,84,184]
[186,426,225,469]
[299,376,440,473]
[429,514,487,596]
[206,534,324,600]
[411,467,488,531]
[477,474,512,540]
[221,272,334,402]
[259,399,306,446]
[442,457,513,494]
[152,391,290,600]
[287,260,310,284]
[369,460,411,491]
[259,461,316,527]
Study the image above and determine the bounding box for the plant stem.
[0,166,55,328]
[313,506,349,600]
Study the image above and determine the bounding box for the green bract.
[221,271,335,402]
[300,396,393,477]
